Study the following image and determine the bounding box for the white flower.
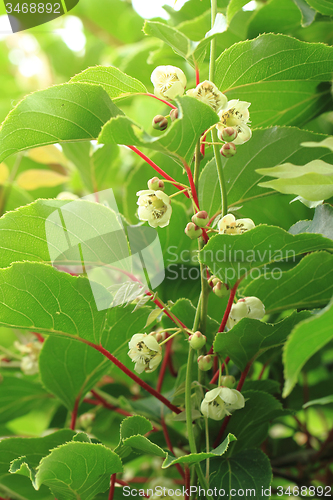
[186,80,227,112]
[128,333,162,374]
[227,297,265,329]
[217,99,252,145]
[14,340,42,375]
[137,189,172,228]
[151,65,187,100]
[244,296,266,319]
[201,387,245,421]
[218,214,255,235]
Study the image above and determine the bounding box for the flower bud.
[243,296,265,320]
[213,280,229,298]
[152,114,168,131]
[191,210,209,228]
[150,331,163,343]
[189,331,206,350]
[198,355,213,371]
[220,375,236,388]
[185,222,202,239]
[147,177,165,191]
[170,108,179,121]
[220,142,237,158]
[220,127,238,143]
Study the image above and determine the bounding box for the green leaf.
[210,449,272,499]
[144,15,239,67]
[0,262,148,364]
[243,252,333,314]
[61,142,119,192]
[39,336,109,410]
[0,428,75,475]
[257,159,333,201]
[303,395,333,408]
[283,300,333,397]
[242,379,280,395]
[98,95,219,163]
[121,435,166,458]
[304,0,333,15]
[145,308,162,328]
[227,391,289,454]
[70,66,147,100]
[120,415,153,439]
[0,376,49,425]
[0,199,121,268]
[199,225,333,287]
[215,34,333,128]
[292,0,317,27]
[289,204,333,241]
[32,442,122,500]
[115,417,166,461]
[0,83,123,163]
[213,311,311,370]
[162,434,236,468]
[198,127,333,215]
[0,430,76,500]
[258,171,333,202]
[226,0,253,24]
[0,262,110,339]
[61,141,92,191]
[143,20,194,61]
[247,0,303,39]
[302,136,333,151]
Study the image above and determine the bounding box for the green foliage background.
[0,0,333,499]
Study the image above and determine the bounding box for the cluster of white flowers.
[226,296,265,330]
[14,340,43,375]
[151,66,252,152]
[127,333,162,374]
[218,213,255,235]
[201,387,245,421]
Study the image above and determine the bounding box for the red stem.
[236,361,252,393]
[161,416,185,479]
[182,160,209,243]
[128,146,189,198]
[144,92,177,109]
[70,395,80,430]
[258,362,268,380]
[167,354,177,377]
[84,397,132,417]
[149,294,189,332]
[108,473,116,500]
[208,278,243,355]
[157,337,173,393]
[81,339,182,414]
[185,467,190,500]
[90,390,134,417]
[195,66,200,86]
[218,278,243,334]
[32,332,44,343]
[200,135,206,157]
